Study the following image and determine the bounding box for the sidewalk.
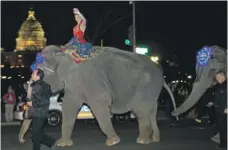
[1,113,21,126]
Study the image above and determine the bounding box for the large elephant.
[33,45,177,146]
[172,45,227,116]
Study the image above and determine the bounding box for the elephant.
[172,45,227,116]
[32,45,178,147]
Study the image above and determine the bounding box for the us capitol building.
[1,9,46,82]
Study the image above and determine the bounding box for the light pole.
[130,1,136,53]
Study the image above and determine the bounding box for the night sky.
[1,1,227,68]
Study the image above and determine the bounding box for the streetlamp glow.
[150,56,159,63]
[187,75,192,79]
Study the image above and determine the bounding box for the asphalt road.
[1,120,218,150]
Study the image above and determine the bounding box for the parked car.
[14,92,135,126]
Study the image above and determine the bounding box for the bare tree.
[91,12,132,45]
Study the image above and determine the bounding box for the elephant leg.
[90,103,120,146]
[56,94,82,147]
[132,104,153,144]
[150,104,160,142]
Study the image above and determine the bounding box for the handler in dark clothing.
[26,69,56,150]
[214,71,227,149]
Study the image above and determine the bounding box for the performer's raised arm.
[73,8,86,32]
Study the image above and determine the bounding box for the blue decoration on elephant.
[30,53,44,71]
[196,46,213,66]
[64,37,93,57]
[31,61,40,71]
[36,52,44,64]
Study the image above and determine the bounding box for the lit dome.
[15,9,46,51]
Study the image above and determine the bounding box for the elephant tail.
[163,81,179,121]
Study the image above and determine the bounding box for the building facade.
[1,9,46,96]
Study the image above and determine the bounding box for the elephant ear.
[40,45,79,81]
[54,52,79,81]
[41,45,62,64]
[210,45,227,62]
[210,45,227,73]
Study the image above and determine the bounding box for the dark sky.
[1,1,227,67]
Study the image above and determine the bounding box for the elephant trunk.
[172,80,211,116]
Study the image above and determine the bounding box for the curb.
[1,122,21,126]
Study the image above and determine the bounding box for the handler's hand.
[27,101,32,107]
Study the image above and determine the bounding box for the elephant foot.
[136,137,152,144]
[152,136,160,142]
[105,136,120,146]
[56,138,73,147]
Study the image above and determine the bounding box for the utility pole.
[130,1,136,53]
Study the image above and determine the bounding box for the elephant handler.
[26,69,57,150]
[214,71,227,150]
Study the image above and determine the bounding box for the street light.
[150,56,159,63]
[187,75,192,79]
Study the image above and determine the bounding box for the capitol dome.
[15,9,46,51]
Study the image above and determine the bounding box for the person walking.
[2,85,16,122]
[214,71,227,149]
[26,69,56,150]
[19,81,32,144]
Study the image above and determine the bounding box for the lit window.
[0,65,4,68]
[2,76,7,79]
[18,55,22,57]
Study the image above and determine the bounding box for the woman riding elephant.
[63,8,92,58]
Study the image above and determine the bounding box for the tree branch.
[93,12,132,42]
[92,12,113,44]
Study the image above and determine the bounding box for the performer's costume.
[61,20,93,62]
[31,19,104,71]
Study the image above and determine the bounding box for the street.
[1,120,217,150]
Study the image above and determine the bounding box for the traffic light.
[125,39,131,45]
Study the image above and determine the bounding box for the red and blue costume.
[63,20,92,58]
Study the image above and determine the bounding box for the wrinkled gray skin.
[172,45,227,116]
[38,45,177,147]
